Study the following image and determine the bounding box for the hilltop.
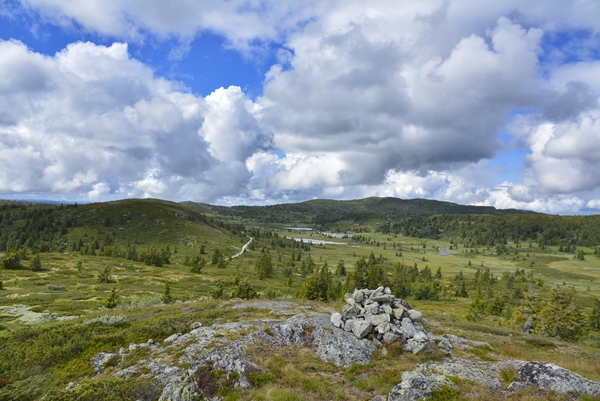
[1,197,600,400]
[183,197,534,226]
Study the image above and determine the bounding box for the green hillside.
[182,196,534,226]
[2,197,600,400]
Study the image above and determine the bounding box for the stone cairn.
[330,286,441,354]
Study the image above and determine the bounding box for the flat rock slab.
[388,357,503,401]
[510,361,600,396]
[389,356,600,401]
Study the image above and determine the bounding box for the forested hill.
[182,197,534,225]
[0,198,244,256]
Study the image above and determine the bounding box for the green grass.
[2,199,600,399]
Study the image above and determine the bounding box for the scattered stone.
[392,307,406,320]
[436,338,454,354]
[407,309,423,322]
[190,322,203,329]
[381,303,393,315]
[128,342,149,351]
[383,332,400,344]
[377,322,391,334]
[344,293,356,306]
[400,318,417,338]
[331,312,343,328]
[352,320,373,339]
[439,334,490,350]
[164,333,180,343]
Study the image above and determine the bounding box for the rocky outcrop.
[269,314,377,368]
[84,300,600,401]
[388,356,600,401]
[388,357,519,401]
[508,361,600,396]
[160,331,279,400]
[90,352,117,373]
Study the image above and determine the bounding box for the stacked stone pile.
[330,286,445,354]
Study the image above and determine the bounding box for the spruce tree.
[2,252,20,270]
[191,256,205,273]
[211,248,222,265]
[589,298,600,331]
[162,282,173,304]
[511,289,540,332]
[211,279,225,299]
[455,281,468,297]
[75,259,83,274]
[335,259,346,276]
[31,254,42,272]
[535,287,584,341]
[465,288,487,322]
[256,252,273,279]
[98,264,112,283]
[104,286,119,309]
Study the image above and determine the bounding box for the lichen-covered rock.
[352,320,373,339]
[147,359,184,385]
[407,309,423,322]
[161,331,279,401]
[388,358,502,401]
[159,370,203,401]
[269,314,310,345]
[312,326,376,368]
[90,352,116,373]
[383,332,400,344]
[331,312,343,328]
[509,361,600,396]
[439,334,490,350]
[400,318,417,338]
[342,304,361,320]
[164,333,180,343]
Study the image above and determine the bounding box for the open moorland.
[1,197,600,400]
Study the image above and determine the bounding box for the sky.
[0,0,600,214]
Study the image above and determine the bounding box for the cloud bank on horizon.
[0,0,599,214]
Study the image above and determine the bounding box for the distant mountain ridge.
[182,197,536,225]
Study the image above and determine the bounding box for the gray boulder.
[509,361,600,396]
[352,320,373,339]
[269,314,310,345]
[407,309,423,322]
[400,318,417,338]
[330,312,343,328]
[312,326,376,368]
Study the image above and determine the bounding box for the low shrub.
[83,315,128,327]
[43,376,162,401]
